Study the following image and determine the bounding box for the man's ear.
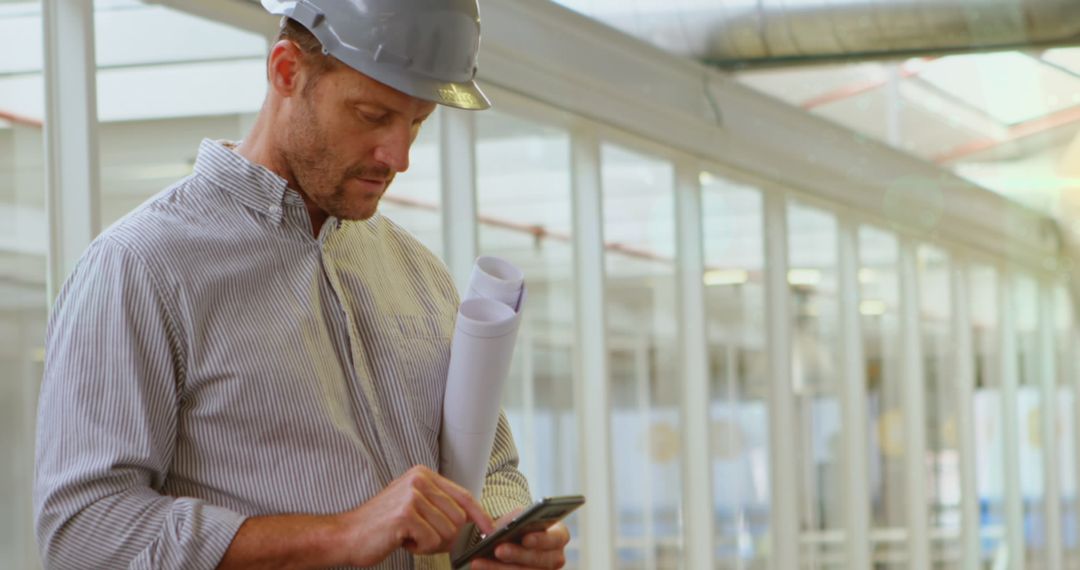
[267,40,305,97]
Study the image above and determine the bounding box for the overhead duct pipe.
[582,0,1080,68]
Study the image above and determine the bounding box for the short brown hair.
[274,18,341,91]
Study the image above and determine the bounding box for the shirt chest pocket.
[379,314,453,432]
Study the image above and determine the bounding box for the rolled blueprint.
[440,256,525,498]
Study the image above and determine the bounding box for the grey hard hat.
[261,0,491,110]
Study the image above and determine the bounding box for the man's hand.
[470,509,571,570]
[216,465,493,569]
[336,465,495,567]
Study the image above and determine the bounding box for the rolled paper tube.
[464,255,525,310]
[440,257,526,499]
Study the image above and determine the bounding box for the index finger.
[428,474,495,534]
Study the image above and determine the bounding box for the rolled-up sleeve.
[480,411,532,519]
[34,237,246,570]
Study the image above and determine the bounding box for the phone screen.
[451,495,584,568]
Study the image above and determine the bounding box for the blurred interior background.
[3,1,1080,568]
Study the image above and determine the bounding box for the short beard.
[282,97,392,222]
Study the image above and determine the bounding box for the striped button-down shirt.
[34,139,531,570]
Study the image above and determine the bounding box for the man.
[33,0,570,568]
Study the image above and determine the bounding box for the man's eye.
[359,110,388,123]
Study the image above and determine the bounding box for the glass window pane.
[917,53,1080,125]
[858,226,906,568]
[702,173,769,569]
[787,201,844,568]
[475,110,580,566]
[601,143,682,569]
[918,246,961,569]
[0,1,45,567]
[94,0,267,228]
[970,264,1007,567]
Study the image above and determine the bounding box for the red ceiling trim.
[800,59,930,110]
[933,104,1080,163]
[0,109,43,128]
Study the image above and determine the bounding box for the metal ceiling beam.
[934,104,1080,163]
[1038,54,1080,81]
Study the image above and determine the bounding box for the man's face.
[280,61,437,221]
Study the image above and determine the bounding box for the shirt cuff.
[191,501,249,567]
[129,499,248,570]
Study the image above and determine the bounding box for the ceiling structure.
[7,0,1078,224]
[552,0,1080,228]
[3,0,1077,263]
[0,0,1071,353]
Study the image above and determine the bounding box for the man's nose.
[373,124,411,174]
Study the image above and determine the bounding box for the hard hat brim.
[319,57,489,110]
[374,71,492,111]
[428,80,492,111]
[333,56,492,111]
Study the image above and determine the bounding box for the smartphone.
[451,495,585,568]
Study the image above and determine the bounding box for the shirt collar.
[192,138,306,225]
